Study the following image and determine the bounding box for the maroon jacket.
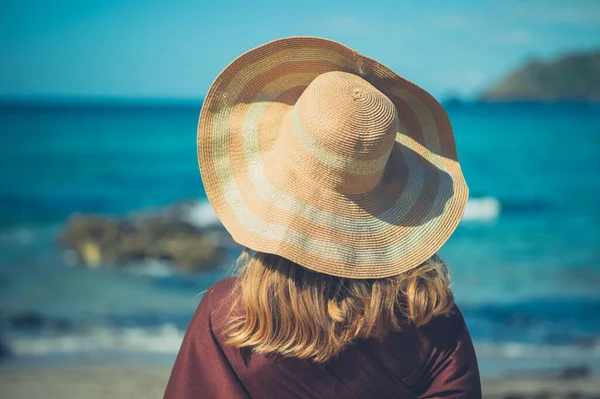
[164,277,481,398]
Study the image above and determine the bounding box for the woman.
[164,37,481,398]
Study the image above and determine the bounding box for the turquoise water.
[0,101,599,372]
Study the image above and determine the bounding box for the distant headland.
[479,50,600,102]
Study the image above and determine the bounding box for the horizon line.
[0,95,205,106]
[1,95,597,109]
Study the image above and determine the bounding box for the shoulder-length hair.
[222,249,454,363]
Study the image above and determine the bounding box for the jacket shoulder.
[198,276,240,334]
[204,275,238,302]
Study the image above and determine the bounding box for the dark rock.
[559,366,591,380]
[58,209,224,272]
[8,311,72,332]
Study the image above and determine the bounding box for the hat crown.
[287,71,399,194]
[295,71,399,162]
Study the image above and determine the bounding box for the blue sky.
[1,0,599,100]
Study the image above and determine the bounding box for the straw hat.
[197,37,468,279]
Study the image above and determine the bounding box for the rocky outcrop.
[58,202,228,272]
[480,51,600,102]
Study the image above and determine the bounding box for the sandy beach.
[0,366,169,399]
[1,366,599,399]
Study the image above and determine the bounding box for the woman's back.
[165,36,481,398]
[164,276,481,398]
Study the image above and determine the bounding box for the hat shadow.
[345,144,455,228]
[361,72,459,163]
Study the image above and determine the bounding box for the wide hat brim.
[198,36,468,279]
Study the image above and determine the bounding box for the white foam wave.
[184,201,221,229]
[8,325,185,356]
[187,197,502,226]
[474,341,600,359]
[462,197,501,222]
[185,198,502,227]
[0,226,44,245]
[9,325,600,360]
[0,224,63,246]
[125,259,179,278]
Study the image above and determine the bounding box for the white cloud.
[449,68,488,96]
[325,16,376,35]
[495,28,533,45]
[427,14,470,30]
[460,68,487,87]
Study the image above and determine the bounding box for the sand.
[0,366,169,399]
[0,366,598,398]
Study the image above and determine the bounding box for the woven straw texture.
[198,36,469,279]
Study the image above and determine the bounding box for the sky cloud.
[325,16,376,35]
[427,14,470,30]
[460,68,487,87]
[494,28,533,45]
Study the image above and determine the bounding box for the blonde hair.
[222,249,454,363]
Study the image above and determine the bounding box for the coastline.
[1,365,598,399]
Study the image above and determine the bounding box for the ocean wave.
[0,227,36,245]
[188,198,506,225]
[474,341,600,358]
[6,324,600,360]
[183,201,221,229]
[7,325,184,356]
[462,197,501,222]
[473,341,600,377]
[461,297,600,348]
[184,198,504,225]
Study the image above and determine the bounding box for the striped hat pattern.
[198,37,469,279]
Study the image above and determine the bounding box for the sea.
[0,100,599,376]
